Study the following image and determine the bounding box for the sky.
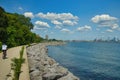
[0,0,120,40]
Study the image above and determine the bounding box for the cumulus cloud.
[77,25,92,32]
[36,12,79,28]
[91,14,117,23]
[51,20,62,25]
[106,29,113,32]
[91,14,119,29]
[63,20,77,26]
[35,21,50,28]
[24,12,34,18]
[37,12,79,21]
[61,28,71,33]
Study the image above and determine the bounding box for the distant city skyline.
[0,0,120,40]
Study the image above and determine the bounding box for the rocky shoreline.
[26,42,80,80]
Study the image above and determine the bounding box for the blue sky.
[0,0,120,40]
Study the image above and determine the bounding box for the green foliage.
[11,46,25,80]
[20,47,24,59]
[0,7,8,28]
[0,7,8,42]
[0,6,43,48]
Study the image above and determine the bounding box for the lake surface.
[48,42,120,80]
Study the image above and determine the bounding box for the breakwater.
[26,42,79,80]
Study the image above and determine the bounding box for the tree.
[0,7,8,42]
[0,6,43,48]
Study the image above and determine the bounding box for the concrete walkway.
[0,46,30,80]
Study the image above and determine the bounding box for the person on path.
[2,43,7,59]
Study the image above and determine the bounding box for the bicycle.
[2,50,7,59]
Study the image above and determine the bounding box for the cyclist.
[2,43,7,59]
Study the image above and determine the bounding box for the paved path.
[0,46,30,80]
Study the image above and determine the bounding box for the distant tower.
[45,35,48,40]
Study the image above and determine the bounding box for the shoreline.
[26,42,80,80]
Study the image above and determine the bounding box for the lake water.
[48,42,120,80]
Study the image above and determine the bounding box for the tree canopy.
[0,6,43,48]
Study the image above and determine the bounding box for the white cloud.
[112,24,119,29]
[35,21,50,28]
[24,12,34,18]
[51,20,62,25]
[51,19,77,27]
[34,26,47,30]
[37,12,79,21]
[106,29,113,32]
[55,26,62,29]
[77,25,92,32]
[61,28,71,33]
[63,20,77,26]
[91,14,117,23]
[36,12,79,28]
[91,14,119,29]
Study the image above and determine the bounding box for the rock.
[42,73,63,80]
[30,70,42,80]
[58,72,79,80]
[27,43,80,80]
